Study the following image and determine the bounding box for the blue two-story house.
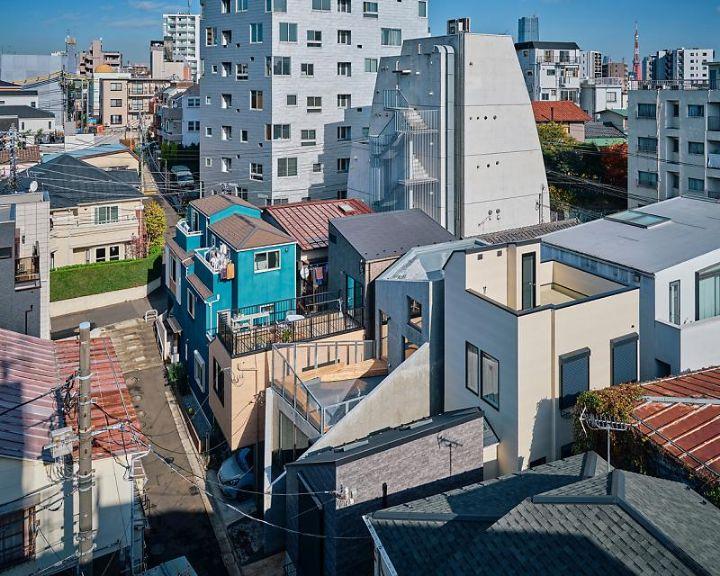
[164,194,297,428]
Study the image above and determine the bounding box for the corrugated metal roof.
[634,367,720,477]
[265,198,372,251]
[0,328,144,461]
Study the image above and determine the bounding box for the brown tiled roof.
[209,214,295,251]
[190,194,258,217]
[265,199,372,251]
[186,274,213,301]
[634,368,720,478]
[532,101,592,123]
[166,237,193,265]
[0,145,40,165]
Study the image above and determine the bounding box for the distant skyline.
[1,0,718,65]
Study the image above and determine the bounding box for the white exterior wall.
[0,93,39,107]
[183,89,201,147]
[15,116,56,138]
[516,45,582,102]
[580,80,623,116]
[628,88,720,207]
[163,13,201,81]
[199,0,429,205]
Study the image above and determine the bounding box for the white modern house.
[157,84,200,146]
[199,0,429,204]
[580,77,624,117]
[163,13,201,81]
[543,197,720,380]
[348,31,549,238]
[515,41,582,103]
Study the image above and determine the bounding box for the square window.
[287,94,298,106]
[337,125,351,141]
[274,56,291,76]
[307,30,322,48]
[254,250,281,272]
[301,63,314,77]
[250,162,264,181]
[337,157,349,173]
[365,58,378,73]
[337,62,352,76]
[280,22,298,42]
[337,94,351,108]
[278,157,298,177]
[95,247,106,262]
[312,0,331,10]
[236,63,248,80]
[307,96,322,112]
[381,28,401,46]
[363,1,378,17]
[338,30,351,45]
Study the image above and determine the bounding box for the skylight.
[605,210,670,229]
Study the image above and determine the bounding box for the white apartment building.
[581,50,603,79]
[163,13,201,81]
[157,84,201,146]
[516,41,582,102]
[580,77,624,116]
[646,48,716,83]
[628,81,720,206]
[348,32,549,237]
[199,0,429,205]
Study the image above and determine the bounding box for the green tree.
[536,122,577,172]
[145,200,167,250]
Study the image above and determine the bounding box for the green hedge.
[50,248,163,302]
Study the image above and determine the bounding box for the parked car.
[170,165,195,190]
[217,447,254,499]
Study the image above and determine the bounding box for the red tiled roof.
[265,199,372,251]
[0,328,144,461]
[532,101,592,123]
[633,368,720,478]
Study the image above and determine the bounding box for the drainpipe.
[207,294,221,337]
[550,308,558,461]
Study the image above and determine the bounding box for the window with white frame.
[301,63,314,77]
[337,94,351,108]
[236,63,248,80]
[254,250,280,272]
[418,0,427,17]
[287,94,298,106]
[250,90,264,110]
[205,27,217,46]
[193,350,206,392]
[240,129,248,142]
[337,62,352,76]
[221,30,232,46]
[205,157,213,167]
[250,23,263,43]
[221,125,232,140]
[312,0,331,10]
[221,93,232,108]
[205,126,213,137]
[273,56,291,76]
[365,58,378,73]
[187,288,196,318]
[280,22,297,42]
[250,162,264,181]
[307,30,322,47]
[278,157,298,177]
[381,28,401,46]
[221,157,232,172]
[338,30,351,44]
[307,96,322,112]
[301,129,317,146]
[95,205,119,224]
[338,0,351,11]
[363,1,378,17]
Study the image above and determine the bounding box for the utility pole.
[8,124,18,192]
[139,114,145,195]
[77,321,94,576]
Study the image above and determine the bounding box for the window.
[287,94,297,106]
[301,129,317,146]
[338,0,351,12]
[205,26,217,46]
[250,162,264,181]
[211,64,218,74]
[110,115,122,125]
[205,95,212,105]
[301,63,314,77]
[187,97,200,107]
[337,62,352,76]
[221,93,232,108]
[688,141,705,155]
[236,0,248,10]
[465,342,479,395]
[312,0,331,10]
[221,29,232,46]
[313,162,323,173]
[205,126,213,137]
[250,23,263,43]
[307,30,322,47]
[607,91,617,103]
[381,28,401,46]
[637,137,657,153]
[110,246,120,261]
[365,58,378,73]
[95,247,106,262]
[278,157,298,177]
[95,205,119,224]
[363,1,378,17]
[612,334,638,386]
[250,90,263,110]
[270,124,291,140]
[213,359,225,406]
[688,104,705,118]
[337,94,351,108]
[220,0,231,13]
[205,157,213,167]
[265,56,272,77]
[481,352,499,409]
[559,349,590,410]
[407,297,422,330]
[637,103,656,119]
[254,250,280,272]
[338,30,351,44]
[236,63,248,80]
[337,125,351,141]
[697,263,720,320]
[272,0,287,11]
[221,62,231,77]
[240,129,248,142]
[110,82,122,91]
[418,0,427,17]
[187,288,196,318]
[221,157,232,172]
[337,157,349,173]
[193,350,205,392]
[0,508,36,570]
[280,22,298,42]
[110,98,122,107]
[669,280,681,325]
[221,125,232,140]
[638,171,658,189]
[307,96,322,112]
[273,56,291,75]
[689,177,705,192]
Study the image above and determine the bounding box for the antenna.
[579,406,635,469]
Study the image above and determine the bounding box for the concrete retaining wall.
[50,278,162,317]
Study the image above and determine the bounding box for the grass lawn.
[50,248,163,302]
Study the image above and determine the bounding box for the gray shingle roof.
[476,219,580,245]
[330,209,454,261]
[0,154,143,210]
[584,121,627,139]
[0,105,54,119]
[367,456,720,576]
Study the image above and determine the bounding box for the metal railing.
[383,89,411,110]
[15,256,40,284]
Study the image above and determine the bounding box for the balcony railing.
[217,292,364,357]
[15,256,40,286]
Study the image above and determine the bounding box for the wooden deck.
[300,359,388,384]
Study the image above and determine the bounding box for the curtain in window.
[698,266,720,320]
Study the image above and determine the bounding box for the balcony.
[217,292,364,358]
[15,256,40,289]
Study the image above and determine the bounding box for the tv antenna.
[579,406,635,469]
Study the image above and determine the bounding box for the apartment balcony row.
[629,80,712,91]
[216,292,364,358]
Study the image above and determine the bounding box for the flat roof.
[542,197,720,273]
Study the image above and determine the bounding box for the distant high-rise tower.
[633,23,642,81]
[518,16,539,43]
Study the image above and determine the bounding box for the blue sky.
[1,0,719,64]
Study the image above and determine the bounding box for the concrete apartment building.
[348,31,550,237]
[79,39,122,76]
[150,40,191,81]
[628,77,720,205]
[603,60,628,89]
[163,13,201,81]
[644,48,716,83]
[516,41,582,102]
[580,77,624,116]
[544,198,720,380]
[100,77,173,129]
[581,50,603,79]
[517,16,539,44]
[442,239,639,473]
[0,192,50,339]
[199,0,429,204]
